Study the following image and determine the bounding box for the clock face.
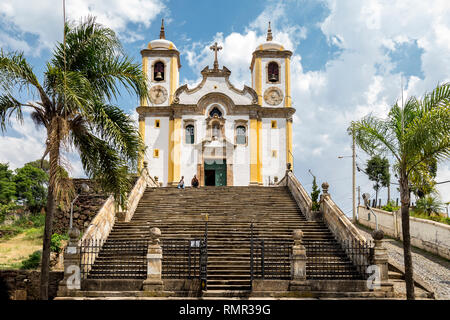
[264,87,284,106]
[149,85,168,105]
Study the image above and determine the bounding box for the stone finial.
[150,227,161,245]
[154,176,159,182]
[293,229,303,246]
[68,227,80,246]
[143,160,148,169]
[159,19,165,39]
[321,182,329,195]
[267,21,273,41]
[286,162,292,171]
[372,229,384,242]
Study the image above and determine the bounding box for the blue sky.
[1,0,450,216]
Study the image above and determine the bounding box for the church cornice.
[250,50,292,71]
[136,105,296,119]
[140,49,182,68]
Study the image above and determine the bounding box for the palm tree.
[415,194,444,216]
[0,16,148,299]
[350,83,450,300]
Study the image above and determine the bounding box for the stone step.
[84,186,363,289]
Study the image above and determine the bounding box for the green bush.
[20,251,41,270]
[0,203,18,224]
[381,200,400,212]
[51,233,69,253]
[29,213,45,228]
[311,177,321,211]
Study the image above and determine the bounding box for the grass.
[0,233,42,270]
[0,213,45,240]
[0,212,45,269]
[410,211,450,225]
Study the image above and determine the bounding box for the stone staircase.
[86,186,363,291]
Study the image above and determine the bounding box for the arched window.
[154,61,165,81]
[236,126,246,145]
[209,107,223,118]
[185,125,194,144]
[212,123,221,139]
[268,62,279,82]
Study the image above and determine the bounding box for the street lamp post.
[338,152,357,223]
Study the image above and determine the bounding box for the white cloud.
[1,0,450,208]
[0,113,45,170]
[0,0,165,54]
[180,0,450,211]
[182,2,305,89]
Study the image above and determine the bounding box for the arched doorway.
[204,159,227,186]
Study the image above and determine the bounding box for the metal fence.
[251,239,292,280]
[306,239,373,280]
[161,238,204,279]
[79,238,149,279]
[250,223,292,281]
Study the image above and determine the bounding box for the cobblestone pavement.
[356,225,450,300]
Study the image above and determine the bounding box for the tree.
[0,163,16,204]
[0,16,147,299]
[415,195,444,216]
[26,159,50,173]
[14,164,48,213]
[350,83,450,300]
[365,155,390,205]
[410,157,437,198]
[311,176,320,211]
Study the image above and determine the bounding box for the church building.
[137,21,295,186]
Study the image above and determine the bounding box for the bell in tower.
[268,61,279,82]
[155,71,163,81]
[154,61,165,81]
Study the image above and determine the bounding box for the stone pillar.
[286,162,292,175]
[371,230,389,282]
[320,182,329,201]
[57,228,81,295]
[319,182,330,215]
[290,229,310,291]
[143,227,164,291]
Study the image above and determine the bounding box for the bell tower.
[250,22,292,108]
[140,19,181,107]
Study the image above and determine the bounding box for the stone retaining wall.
[53,179,110,234]
[358,206,450,260]
[0,270,64,300]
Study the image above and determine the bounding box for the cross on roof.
[209,42,222,70]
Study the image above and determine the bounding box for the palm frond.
[0,50,50,107]
[70,124,131,206]
[405,105,450,173]
[88,102,144,166]
[419,82,450,112]
[0,94,23,131]
[351,116,400,161]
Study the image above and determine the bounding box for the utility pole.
[387,183,391,204]
[352,128,357,222]
[357,186,360,206]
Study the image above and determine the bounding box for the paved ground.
[356,225,450,300]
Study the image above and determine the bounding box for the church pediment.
[173,66,258,106]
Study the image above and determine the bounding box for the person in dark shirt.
[191,175,199,188]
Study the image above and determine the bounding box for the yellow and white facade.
[137,22,295,187]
